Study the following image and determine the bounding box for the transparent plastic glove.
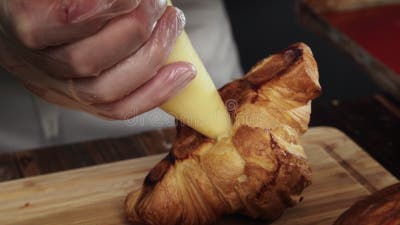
[0,0,195,120]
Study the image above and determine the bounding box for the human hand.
[0,0,196,120]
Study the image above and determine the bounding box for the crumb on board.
[22,202,31,208]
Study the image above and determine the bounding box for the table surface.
[1,127,398,225]
[0,94,399,183]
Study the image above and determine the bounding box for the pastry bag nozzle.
[160,1,232,139]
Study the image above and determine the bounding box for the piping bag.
[160,1,232,139]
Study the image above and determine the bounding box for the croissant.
[334,183,400,225]
[125,43,321,225]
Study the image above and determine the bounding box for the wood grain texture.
[311,95,400,179]
[0,128,176,182]
[0,127,397,225]
[333,183,400,225]
[302,127,398,192]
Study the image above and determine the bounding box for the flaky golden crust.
[334,183,400,225]
[125,43,321,225]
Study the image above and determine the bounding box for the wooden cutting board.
[0,127,397,225]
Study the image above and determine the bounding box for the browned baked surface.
[125,43,321,225]
[334,183,400,225]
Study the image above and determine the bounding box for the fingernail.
[174,66,196,87]
[174,7,186,30]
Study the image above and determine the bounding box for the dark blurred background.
[224,0,380,102]
[224,1,400,178]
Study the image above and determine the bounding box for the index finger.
[4,0,142,49]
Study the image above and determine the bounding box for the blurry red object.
[323,4,400,74]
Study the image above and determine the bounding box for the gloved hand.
[0,0,195,120]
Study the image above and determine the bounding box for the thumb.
[1,0,141,49]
